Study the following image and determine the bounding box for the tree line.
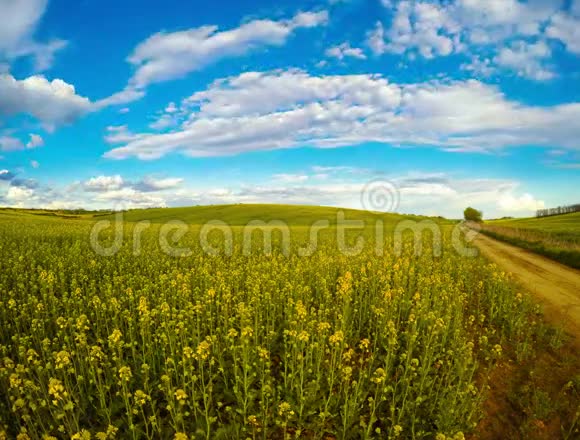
[536,204,580,218]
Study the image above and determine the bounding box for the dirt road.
[473,232,580,339]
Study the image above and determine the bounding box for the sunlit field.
[0,208,571,439]
[482,212,580,269]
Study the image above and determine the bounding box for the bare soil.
[471,232,580,440]
[474,232,580,340]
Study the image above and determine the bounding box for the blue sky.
[1,0,579,218]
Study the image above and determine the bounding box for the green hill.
[102,204,439,227]
[0,204,455,231]
[489,211,580,233]
[483,211,580,269]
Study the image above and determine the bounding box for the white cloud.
[165,102,178,113]
[84,175,125,192]
[170,174,545,219]
[369,1,459,58]
[0,135,24,152]
[0,0,47,48]
[0,169,15,180]
[30,160,39,168]
[497,193,545,212]
[103,70,580,161]
[134,176,184,191]
[81,174,184,208]
[183,70,402,117]
[369,0,569,80]
[149,114,176,130]
[104,125,145,144]
[546,12,580,54]
[460,55,496,77]
[7,39,68,72]
[4,185,35,206]
[0,73,149,131]
[82,173,183,203]
[91,187,167,208]
[325,42,366,60]
[367,22,388,55]
[26,133,44,149]
[0,73,91,127]
[0,0,67,71]
[93,86,145,109]
[494,40,555,80]
[0,168,547,218]
[128,10,329,88]
[573,0,580,16]
[272,173,309,183]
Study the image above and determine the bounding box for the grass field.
[481,212,580,269]
[0,206,578,439]
[489,212,580,232]
[100,204,437,227]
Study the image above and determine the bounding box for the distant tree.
[464,207,483,222]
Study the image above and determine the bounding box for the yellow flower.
[54,350,71,369]
[134,390,150,406]
[329,330,344,346]
[95,425,118,440]
[359,338,370,350]
[118,366,132,382]
[337,271,353,297]
[257,347,269,360]
[297,330,310,342]
[295,301,307,319]
[341,365,353,382]
[174,434,188,440]
[174,389,188,404]
[183,346,193,359]
[26,349,39,363]
[371,368,387,384]
[89,345,105,364]
[48,378,68,405]
[9,373,22,389]
[196,341,211,360]
[138,296,149,315]
[71,430,92,440]
[342,348,354,362]
[108,329,123,346]
[278,402,294,417]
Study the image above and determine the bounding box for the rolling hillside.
[100,204,441,226]
[489,211,580,233]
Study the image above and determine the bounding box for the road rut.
[473,232,580,339]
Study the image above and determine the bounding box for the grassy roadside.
[478,227,580,270]
[473,215,580,438]
[479,212,580,270]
